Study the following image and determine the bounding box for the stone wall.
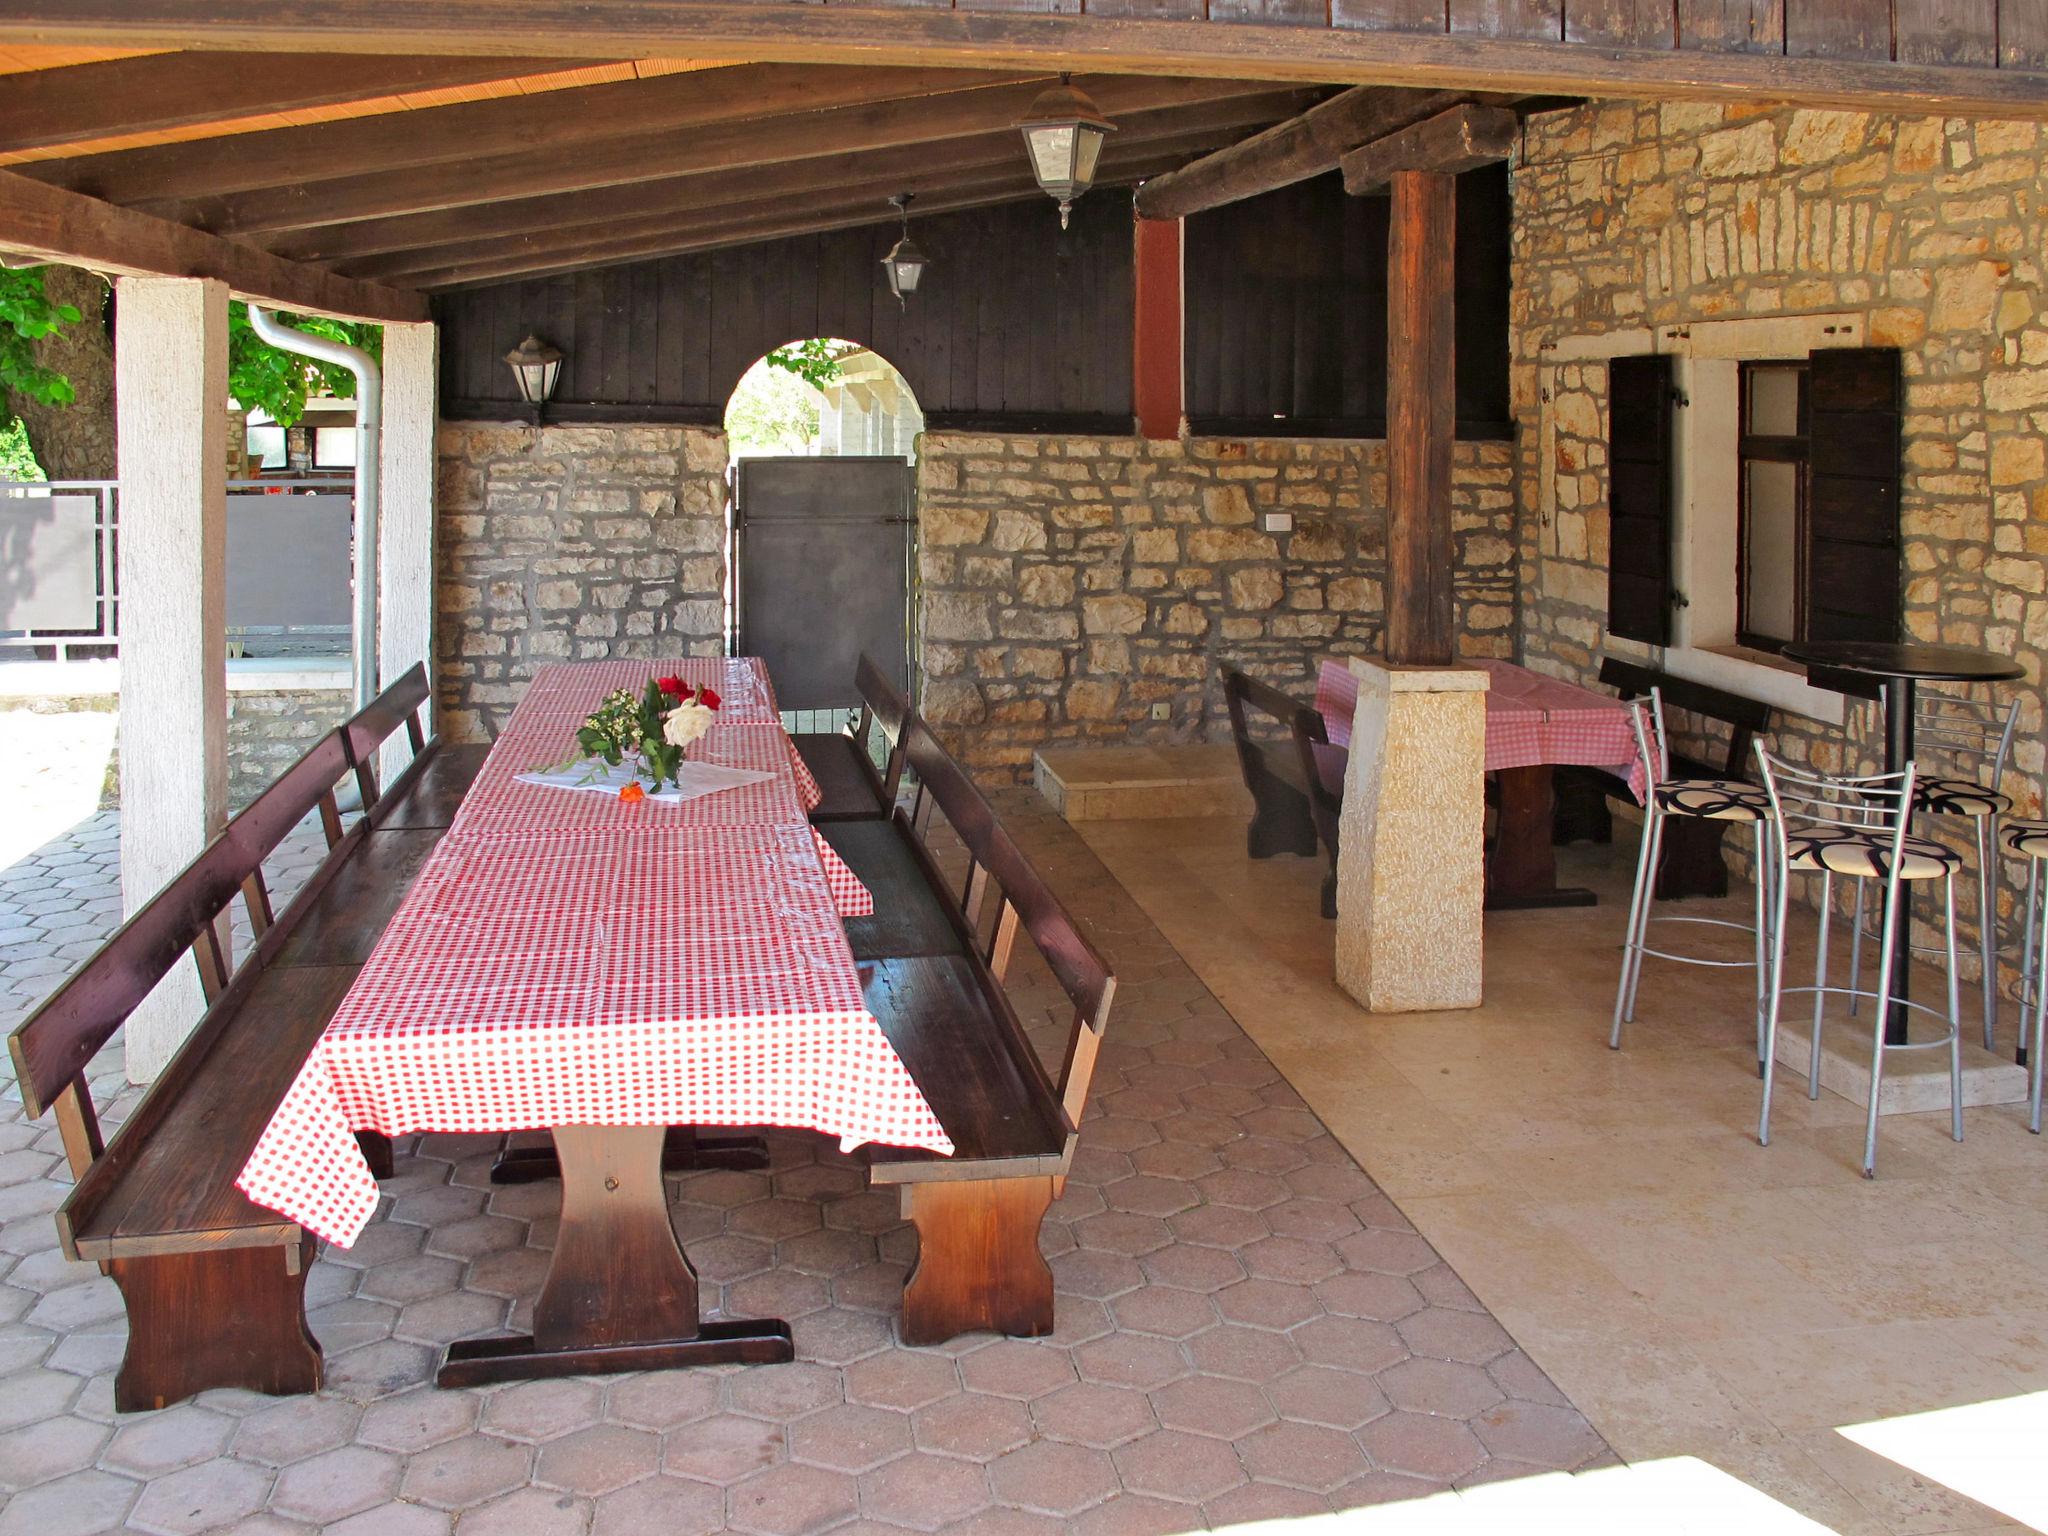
[915,433,1518,779]
[435,422,729,742]
[226,686,350,807]
[1511,101,2048,974]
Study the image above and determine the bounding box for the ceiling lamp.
[880,193,929,307]
[502,333,563,412]
[1016,75,1116,230]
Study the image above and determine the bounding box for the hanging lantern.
[880,193,929,307]
[502,333,563,409]
[1015,75,1116,230]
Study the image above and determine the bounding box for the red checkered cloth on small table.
[237,659,938,1248]
[1314,657,1647,802]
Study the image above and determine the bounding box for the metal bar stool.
[2000,819,2048,1132]
[1756,748,1964,1178]
[1848,691,2017,1051]
[1611,688,1776,1062]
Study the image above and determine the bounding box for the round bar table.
[1784,640,2024,1045]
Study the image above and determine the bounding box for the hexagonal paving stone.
[0,1413,106,1491]
[1241,1235,1344,1286]
[0,1467,138,1536]
[1472,1400,1606,1467]
[1071,1212,1174,1258]
[1184,1324,1301,1384]
[1293,1315,1409,1375]
[355,1388,478,1453]
[986,1439,1118,1518]
[1031,1381,1157,1450]
[127,1458,272,1535]
[271,1445,401,1524]
[1205,1478,1329,1527]
[787,1402,912,1474]
[322,1500,452,1536]
[1137,1245,1244,1294]
[790,1307,893,1366]
[723,1361,841,1425]
[102,1404,235,1477]
[1379,1356,1506,1420]
[843,1348,959,1411]
[232,1396,361,1466]
[1214,1278,1320,1333]
[1398,1306,1516,1366]
[859,1449,993,1531]
[1335,1227,1439,1277]
[1107,1285,1217,1340]
[1356,1410,1489,1482]
[1267,1363,1391,1431]
[1236,1419,1368,1493]
[535,1423,662,1495]
[398,1432,533,1509]
[481,1377,605,1442]
[590,1472,724,1536]
[1313,1270,1425,1323]
[910,1392,1032,1461]
[662,1412,783,1484]
[1149,1375,1275,1441]
[458,1486,592,1536]
[957,1339,1077,1401]
[1112,1427,1249,1504]
[729,1460,860,1535]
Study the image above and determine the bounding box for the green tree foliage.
[762,337,853,391]
[725,357,824,458]
[0,266,81,415]
[0,417,41,480]
[227,303,382,426]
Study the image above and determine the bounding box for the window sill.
[1658,641,1847,727]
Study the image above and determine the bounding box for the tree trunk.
[5,266,116,482]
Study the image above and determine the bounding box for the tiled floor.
[0,795,1609,1535]
[1079,812,2048,1536]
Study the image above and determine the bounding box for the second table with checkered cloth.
[1315,657,1644,908]
[236,657,953,1386]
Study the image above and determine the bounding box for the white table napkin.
[514,757,774,804]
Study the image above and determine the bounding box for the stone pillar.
[116,277,230,1082]
[379,321,438,783]
[1333,657,1487,1013]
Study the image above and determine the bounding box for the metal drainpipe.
[246,306,382,710]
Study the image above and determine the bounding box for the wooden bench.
[4,664,482,1412]
[1554,657,1772,900]
[822,719,1116,1345]
[790,654,911,822]
[1221,667,1342,918]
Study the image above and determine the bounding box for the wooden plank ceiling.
[0,48,1345,301]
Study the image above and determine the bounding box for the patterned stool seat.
[1914,775,2012,818]
[1785,827,1961,881]
[1651,778,1772,822]
[2001,819,2048,861]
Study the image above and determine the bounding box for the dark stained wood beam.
[1340,103,1519,193]
[0,169,427,323]
[33,64,1030,204]
[401,149,1202,289]
[1383,168,1455,668]
[0,51,586,155]
[0,2,2044,119]
[136,75,1285,239]
[1135,85,1471,220]
[277,89,1320,268]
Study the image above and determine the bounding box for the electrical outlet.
[1150,703,1171,721]
[1263,511,1294,533]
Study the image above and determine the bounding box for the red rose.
[697,687,721,711]
[655,675,686,699]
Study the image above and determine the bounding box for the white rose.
[663,699,716,749]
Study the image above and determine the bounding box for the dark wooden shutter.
[1606,353,1675,645]
[1805,346,1902,643]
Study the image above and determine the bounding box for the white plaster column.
[116,277,229,1082]
[378,320,438,782]
[1333,658,1488,1014]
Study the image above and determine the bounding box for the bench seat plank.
[273,828,448,970]
[860,954,1067,1179]
[793,733,888,823]
[819,820,968,963]
[69,963,363,1258]
[373,743,489,830]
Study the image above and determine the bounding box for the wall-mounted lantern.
[1016,76,1116,230]
[503,333,563,416]
[880,194,929,307]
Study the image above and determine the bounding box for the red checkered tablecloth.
[237,659,942,1248]
[1315,657,1646,801]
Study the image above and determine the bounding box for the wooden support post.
[378,320,437,786]
[116,277,229,1083]
[1133,217,1183,441]
[1384,169,1456,669]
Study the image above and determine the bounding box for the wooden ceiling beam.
[137,75,1286,239]
[1339,103,1518,193]
[1134,85,1489,220]
[33,63,1027,204]
[0,1,2044,120]
[409,156,1195,291]
[342,126,1259,281]
[275,88,1322,267]
[0,168,427,322]
[0,51,588,155]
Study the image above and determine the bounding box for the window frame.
[1734,358,1811,654]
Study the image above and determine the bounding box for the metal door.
[734,456,913,712]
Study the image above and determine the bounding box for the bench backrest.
[902,719,1116,1143]
[1599,657,1770,774]
[1221,666,1334,810]
[341,661,431,813]
[6,728,357,1177]
[850,653,912,806]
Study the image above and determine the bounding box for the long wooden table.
[237,658,953,1385]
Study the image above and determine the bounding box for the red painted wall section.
[1133,217,1183,441]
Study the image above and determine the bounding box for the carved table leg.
[1487,765,1597,910]
[490,1125,767,1185]
[440,1124,791,1386]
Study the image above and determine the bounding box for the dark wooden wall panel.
[1182,165,1511,438]
[2003,0,2048,69]
[1786,0,1888,58]
[437,196,1135,429]
[1330,0,1454,34]
[1676,0,1786,50]
[1450,0,1563,39]
[1564,0,1679,46]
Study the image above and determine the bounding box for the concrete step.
[1033,744,1253,822]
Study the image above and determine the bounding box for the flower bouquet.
[567,674,722,799]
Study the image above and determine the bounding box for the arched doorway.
[726,341,919,722]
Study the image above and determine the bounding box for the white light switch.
[1263,512,1294,533]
